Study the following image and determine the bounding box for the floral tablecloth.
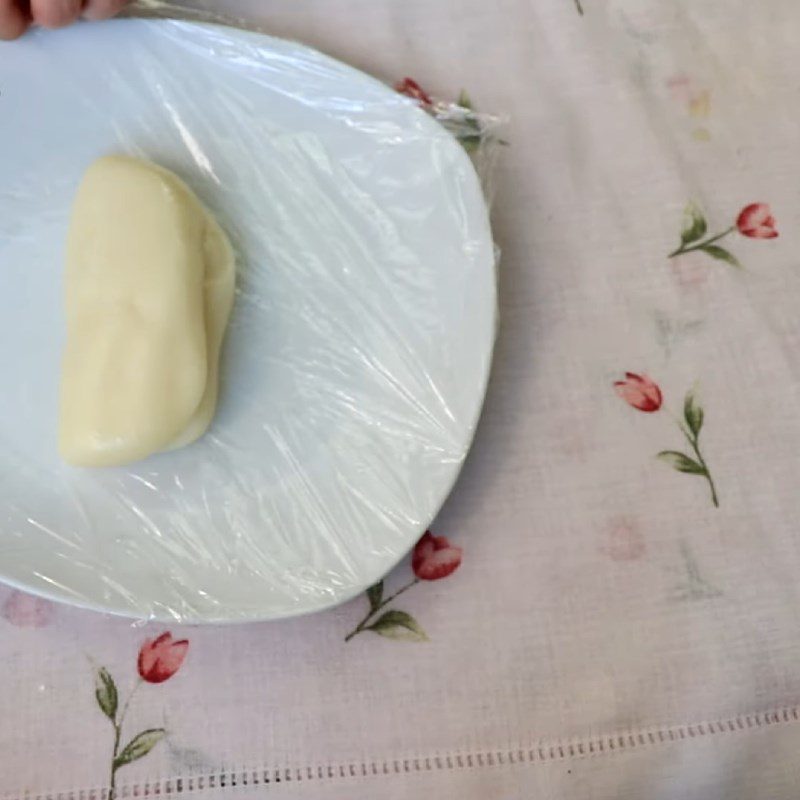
[5,0,800,798]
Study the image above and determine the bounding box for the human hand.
[1,0,131,40]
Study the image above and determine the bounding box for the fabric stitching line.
[5,706,799,800]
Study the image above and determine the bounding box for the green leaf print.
[95,667,118,721]
[367,610,428,642]
[657,451,707,475]
[114,729,167,769]
[680,203,708,246]
[366,581,384,613]
[683,391,704,438]
[699,244,742,268]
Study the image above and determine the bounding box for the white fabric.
[129,719,800,800]
[4,0,800,797]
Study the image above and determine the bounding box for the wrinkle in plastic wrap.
[0,15,502,622]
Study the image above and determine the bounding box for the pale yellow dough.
[167,210,236,451]
[59,156,235,467]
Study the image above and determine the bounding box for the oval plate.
[0,19,495,623]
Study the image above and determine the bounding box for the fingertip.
[82,0,127,21]
[0,5,29,40]
[31,0,82,29]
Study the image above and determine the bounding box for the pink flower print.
[666,74,691,101]
[138,632,189,684]
[614,377,719,507]
[613,373,663,413]
[95,632,191,799]
[670,254,710,290]
[2,590,56,628]
[669,202,778,267]
[394,77,504,155]
[665,75,711,140]
[736,203,778,239]
[666,76,711,118]
[412,532,463,580]
[345,530,463,642]
[602,518,646,562]
[394,77,434,110]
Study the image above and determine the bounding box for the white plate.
[0,19,496,623]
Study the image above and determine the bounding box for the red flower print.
[345,529,464,643]
[615,379,719,507]
[669,201,778,268]
[613,373,663,413]
[736,203,778,239]
[138,632,189,684]
[412,532,463,580]
[395,77,434,110]
[96,633,192,798]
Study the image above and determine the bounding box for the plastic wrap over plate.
[0,19,497,622]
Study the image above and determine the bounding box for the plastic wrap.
[0,10,503,622]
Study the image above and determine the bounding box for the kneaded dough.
[167,211,236,450]
[59,156,235,467]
